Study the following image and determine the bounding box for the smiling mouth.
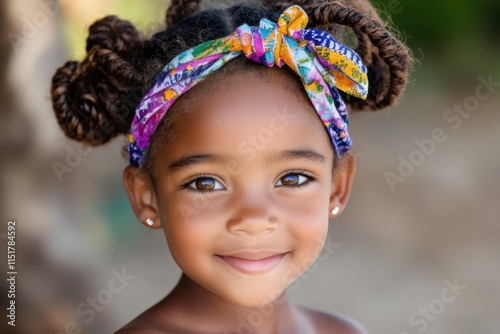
[215,251,289,275]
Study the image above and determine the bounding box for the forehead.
[156,67,333,166]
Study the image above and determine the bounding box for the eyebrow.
[264,149,326,168]
[168,149,326,172]
[168,154,229,172]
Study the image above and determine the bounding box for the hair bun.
[302,1,413,111]
[50,16,144,146]
[165,0,201,27]
[86,15,140,54]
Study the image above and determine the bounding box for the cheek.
[286,183,330,231]
[285,186,331,276]
[160,193,224,267]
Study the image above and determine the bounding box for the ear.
[328,153,356,219]
[123,165,161,229]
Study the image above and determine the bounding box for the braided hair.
[50,0,412,184]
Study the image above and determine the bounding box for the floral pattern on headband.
[128,5,368,167]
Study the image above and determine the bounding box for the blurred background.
[0,0,499,333]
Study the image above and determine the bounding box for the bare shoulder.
[113,305,176,334]
[296,305,369,334]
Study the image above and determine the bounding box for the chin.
[217,282,288,308]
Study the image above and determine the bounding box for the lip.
[215,250,288,275]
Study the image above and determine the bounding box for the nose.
[226,188,279,236]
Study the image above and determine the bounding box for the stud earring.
[331,206,340,216]
[146,218,154,226]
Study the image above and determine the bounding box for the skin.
[119,67,365,334]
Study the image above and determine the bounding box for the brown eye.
[196,178,215,190]
[281,174,299,185]
[186,177,224,191]
[276,173,309,187]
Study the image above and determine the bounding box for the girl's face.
[124,67,356,307]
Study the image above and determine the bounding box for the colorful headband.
[128,5,368,167]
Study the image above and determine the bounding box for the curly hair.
[50,0,412,185]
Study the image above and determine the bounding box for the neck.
[159,273,304,333]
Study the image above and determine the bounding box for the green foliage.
[373,0,500,90]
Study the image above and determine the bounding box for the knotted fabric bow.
[128,5,368,167]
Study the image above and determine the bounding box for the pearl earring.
[146,218,154,226]
[331,206,340,215]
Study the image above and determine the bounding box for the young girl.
[50,0,411,332]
